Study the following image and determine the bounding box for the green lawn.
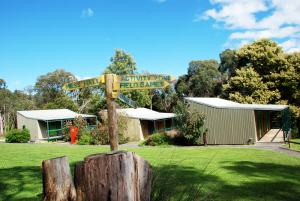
[0,144,300,200]
[286,139,300,151]
[0,137,5,140]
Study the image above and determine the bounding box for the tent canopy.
[17,109,96,121]
[184,97,289,111]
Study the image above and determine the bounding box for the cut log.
[84,151,152,201]
[74,161,86,201]
[41,156,76,201]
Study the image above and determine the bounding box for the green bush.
[63,120,72,142]
[5,128,30,143]
[76,134,92,145]
[89,124,109,145]
[139,133,175,147]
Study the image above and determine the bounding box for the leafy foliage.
[62,120,72,142]
[222,67,281,104]
[34,69,77,108]
[175,59,223,98]
[223,38,300,136]
[0,79,7,89]
[101,48,151,107]
[174,101,209,145]
[62,112,129,145]
[5,128,30,143]
[43,95,79,112]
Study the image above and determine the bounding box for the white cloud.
[12,81,20,85]
[197,0,300,52]
[81,8,93,18]
[75,76,92,81]
[279,39,300,53]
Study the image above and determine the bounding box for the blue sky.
[1,0,300,92]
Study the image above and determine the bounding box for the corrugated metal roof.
[184,97,289,111]
[116,108,175,120]
[17,109,96,121]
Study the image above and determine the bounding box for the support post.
[61,119,63,137]
[46,121,49,141]
[105,74,119,151]
[153,121,156,134]
[164,119,165,133]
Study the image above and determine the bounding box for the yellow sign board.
[114,74,176,82]
[113,80,170,91]
[62,76,104,91]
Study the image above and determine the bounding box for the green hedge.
[5,128,30,143]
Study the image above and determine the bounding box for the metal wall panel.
[189,102,257,144]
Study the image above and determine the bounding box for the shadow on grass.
[214,161,300,200]
[0,166,43,201]
[150,160,300,201]
[0,161,300,200]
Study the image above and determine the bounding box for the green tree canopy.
[102,48,137,75]
[222,38,300,136]
[43,94,79,112]
[34,69,77,108]
[218,48,237,79]
[222,67,281,104]
[101,49,151,107]
[175,59,223,98]
[0,79,7,89]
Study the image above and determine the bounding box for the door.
[50,122,57,136]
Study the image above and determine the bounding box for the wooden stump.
[74,161,86,201]
[41,156,76,201]
[84,151,152,201]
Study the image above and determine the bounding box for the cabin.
[17,109,97,141]
[184,97,291,144]
[114,108,176,141]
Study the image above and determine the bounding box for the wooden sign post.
[105,74,119,151]
[62,74,175,152]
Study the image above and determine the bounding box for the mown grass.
[285,139,300,151]
[0,143,300,200]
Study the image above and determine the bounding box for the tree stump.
[74,161,86,201]
[84,151,152,201]
[41,156,76,201]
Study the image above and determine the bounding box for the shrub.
[63,120,72,141]
[89,124,109,145]
[74,115,89,140]
[5,128,30,143]
[99,110,129,145]
[139,133,175,147]
[76,134,92,145]
[174,100,210,145]
[62,111,130,145]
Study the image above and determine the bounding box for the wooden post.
[84,151,152,201]
[41,156,76,201]
[105,74,119,151]
[74,161,86,201]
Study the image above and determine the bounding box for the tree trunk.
[74,161,86,201]
[203,133,207,146]
[84,151,152,201]
[0,112,3,136]
[41,156,76,201]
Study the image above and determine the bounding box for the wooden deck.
[258,129,284,143]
